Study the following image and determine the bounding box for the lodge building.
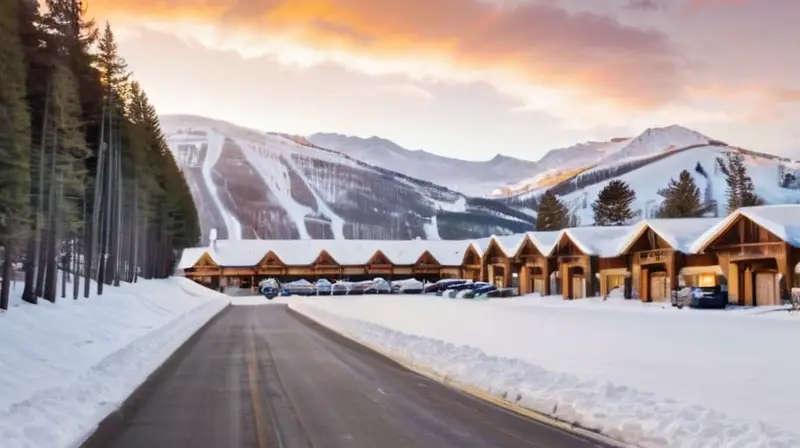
[179,205,800,306]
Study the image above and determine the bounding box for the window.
[698,273,717,287]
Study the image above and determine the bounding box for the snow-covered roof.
[176,247,211,270]
[618,218,722,254]
[489,234,528,257]
[191,238,476,267]
[560,226,634,257]
[525,231,562,256]
[689,205,800,253]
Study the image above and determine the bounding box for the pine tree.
[592,180,636,226]
[657,170,702,218]
[535,190,570,230]
[4,1,202,310]
[0,0,32,310]
[717,151,764,213]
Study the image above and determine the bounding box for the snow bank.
[0,277,229,448]
[289,296,800,448]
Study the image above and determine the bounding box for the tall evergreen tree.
[536,190,570,231]
[4,1,200,310]
[657,170,702,218]
[717,151,764,213]
[592,180,636,226]
[0,0,32,310]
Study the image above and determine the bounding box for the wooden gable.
[462,245,481,266]
[514,238,542,259]
[709,214,784,249]
[415,250,441,267]
[551,233,585,257]
[193,252,218,268]
[312,250,339,267]
[626,227,673,253]
[257,251,285,267]
[483,239,508,265]
[366,250,393,266]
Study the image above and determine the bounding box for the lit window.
[698,273,716,287]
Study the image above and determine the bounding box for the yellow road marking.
[246,328,269,448]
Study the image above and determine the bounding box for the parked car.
[423,279,467,294]
[259,278,280,299]
[672,285,727,309]
[315,279,332,295]
[365,277,392,294]
[347,281,369,295]
[331,281,350,295]
[281,279,316,296]
[392,278,424,294]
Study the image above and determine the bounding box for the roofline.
[689,210,744,254]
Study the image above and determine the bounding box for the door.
[755,272,778,306]
[572,275,586,298]
[533,278,544,295]
[650,273,668,302]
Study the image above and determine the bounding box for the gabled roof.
[176,247,212,270]
[489,233,528,257]
[618,218,722,254]
[560,226,634,257]
[525,231,561,256]
[689,205,800,253]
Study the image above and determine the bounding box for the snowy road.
[82,305,606,448]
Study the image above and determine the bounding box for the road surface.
[84,305,608,448]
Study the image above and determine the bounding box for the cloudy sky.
[90,0,799,161]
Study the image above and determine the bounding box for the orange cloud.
[88,0,683,110]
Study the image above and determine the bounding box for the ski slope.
[560,145,800,225]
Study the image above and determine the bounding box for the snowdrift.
[0,277,229,448]
[289,296,800,448]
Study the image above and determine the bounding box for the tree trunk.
[21,239,36,304]
[113,136,123,286]
[85,103,106,298]
[1,243,14,310]
[25,79,51,303]
[42,122,59,302]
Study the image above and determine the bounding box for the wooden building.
[176,205,800,306]
[178,239,482,289]
[513,232,560,295]
[690,206,800,306]
[550,227,632,299]
[480,236,517,288]
[616,218,722,302]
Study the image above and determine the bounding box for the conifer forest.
[0,0,200,310]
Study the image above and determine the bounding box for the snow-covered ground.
[289,295,800,448]
[0,276,230,448]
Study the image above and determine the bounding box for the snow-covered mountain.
[161,115,535,244]
[307,133,538,197]
[489,125,716,198]
[490,125,800,225]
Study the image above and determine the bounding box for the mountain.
[488,125,716,198]
[307,133,539,197]
[489,126,800,225]
[161,115,535,245]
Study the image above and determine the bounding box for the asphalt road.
[83,305,608,448]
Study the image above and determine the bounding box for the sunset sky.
[89,0,799,161]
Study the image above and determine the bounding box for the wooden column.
[743,266,754,306]
[728,262,739,305]
[640,267,649,302]
[542,261,551,296]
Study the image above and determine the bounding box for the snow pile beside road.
[289,296,800,448]
[0,277,229,448]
